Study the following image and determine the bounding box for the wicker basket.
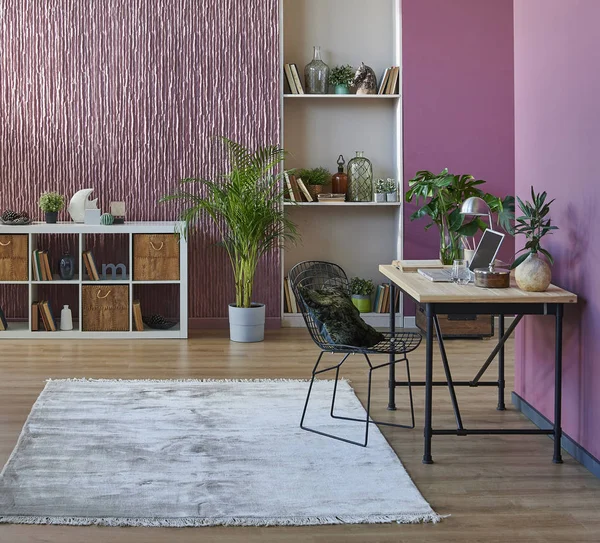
[0,234,28,281]
[133,234,180,281]
[82,285,129,331]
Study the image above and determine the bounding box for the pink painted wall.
[514,0,600,459]
[402,0,515,313]
[0,0,281,325]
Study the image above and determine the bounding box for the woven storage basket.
[82,285,129,331]
[0,234,28,281]
[133,234,180,281]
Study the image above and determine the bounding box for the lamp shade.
[460,196,491,216]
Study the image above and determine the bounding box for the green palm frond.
[160,138,298,308]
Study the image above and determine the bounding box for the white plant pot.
[386,191,397,202]
[515,253,551,292]
[374,193,386,203]
[228,303,265,343]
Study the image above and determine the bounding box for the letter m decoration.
[102,263,127,280]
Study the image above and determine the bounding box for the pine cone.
[1,210,19,222]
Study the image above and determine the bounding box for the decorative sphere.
[100,213,115,225]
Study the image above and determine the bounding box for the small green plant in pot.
[297,167,331,201]
[329,64,355,94]
[350,277,375,313]
[160,137,299,342]
[374,179,387,203]
[510,187,558,292]
[38,192,65,223]
[383,178,397,202]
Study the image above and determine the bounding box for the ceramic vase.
[515,253,551,292]
[351,295,371,313]
[60,305,73,331]
[334,84,349,94]
[374,193,386,203]
[45,211,58,224]
[59,252,76,280]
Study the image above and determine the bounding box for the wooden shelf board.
[284,94,400,99]
[284,202,401,207]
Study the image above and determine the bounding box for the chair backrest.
[288,261,350,348]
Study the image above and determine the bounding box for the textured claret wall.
[0,0,281,325]
[401,0,515,314]
[514,0,600,460]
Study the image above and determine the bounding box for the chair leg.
[300,352,324,430]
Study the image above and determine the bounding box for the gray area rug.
[0,379,440,527]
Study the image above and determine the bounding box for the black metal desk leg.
[497,314,506,410]
[423,303,434,464]
[553,304,564,464]
[388,282,397,410]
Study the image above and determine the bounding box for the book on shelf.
[284,172,296,202]
[288,175,302,201]
[36,300,56,331]
[83,250,100,280]
[284,64,298,94]
[378,67,391,94]
[133,299,144,331]
[31,302,39,331]
[290,64,304,94]
[317,193,346,203]
[0,306,7,331]
[283,277,298,313]
[31,250,53,281]
[295,178,313,202]
[385,66,399,94]
[42,251,52,281]
[374,285,383,313]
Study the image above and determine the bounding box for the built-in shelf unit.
[281,0,402,327]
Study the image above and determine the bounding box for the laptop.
[417,229,505,282]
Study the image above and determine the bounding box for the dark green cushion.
[298,286,384,348]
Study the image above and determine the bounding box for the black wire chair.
[289,261,422,447]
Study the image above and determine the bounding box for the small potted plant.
[510,187,558,292]
[374,179,387,203]
[329,64,355,94]
[38,192,65,223]
[384,178,397,202]
[297,167,331,201]
[350,277,375,313]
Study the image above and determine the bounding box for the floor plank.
[0,329,598,542]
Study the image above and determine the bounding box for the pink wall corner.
[514,0,600,459]
[402,0,515,315]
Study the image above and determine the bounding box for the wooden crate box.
[82,285,129,331]
[0,234,28,281]
[133,234,180,281]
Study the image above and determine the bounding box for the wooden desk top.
[379,265,578,304]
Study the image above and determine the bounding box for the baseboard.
[189,318,281,330]
[512,392,600,479]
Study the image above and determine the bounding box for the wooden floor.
[0,329,599,542]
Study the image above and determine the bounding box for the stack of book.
[0,306,7,331]
[283,277,300,313]
[284,173,315,202]
[32,250,53,281]
[373,284,400,314]
[32,300,57,331]
[283,64,305,94]
[132,299,144,331]
[82,250,100,280]
[378,66,400,95]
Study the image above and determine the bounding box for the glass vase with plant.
[349,277,375,313]
[160,137,298,342]
[510,187,558,291]
[38,192,65,224]
[297,167,331,201]
[405,168,514,265]
[329,64,355,94]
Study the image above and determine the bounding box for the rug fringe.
[45,377,350,384]
[0,512,445,527]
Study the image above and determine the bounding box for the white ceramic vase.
[228,303,265,342]
[515,253,551,292]
[60,305,73,331]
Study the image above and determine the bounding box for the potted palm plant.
[406,169,514,264]
[161,138,298,342]
[510,187,558,291]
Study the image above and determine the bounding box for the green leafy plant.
[374,179,387,194]
[510,187,558,269]
[329,65,355,87]
[350,277,375,296]
[38,192,65,213]
[405,168,514,264]
[383,178,397,193]
[160,137,299,309]
[297,167,331,186]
